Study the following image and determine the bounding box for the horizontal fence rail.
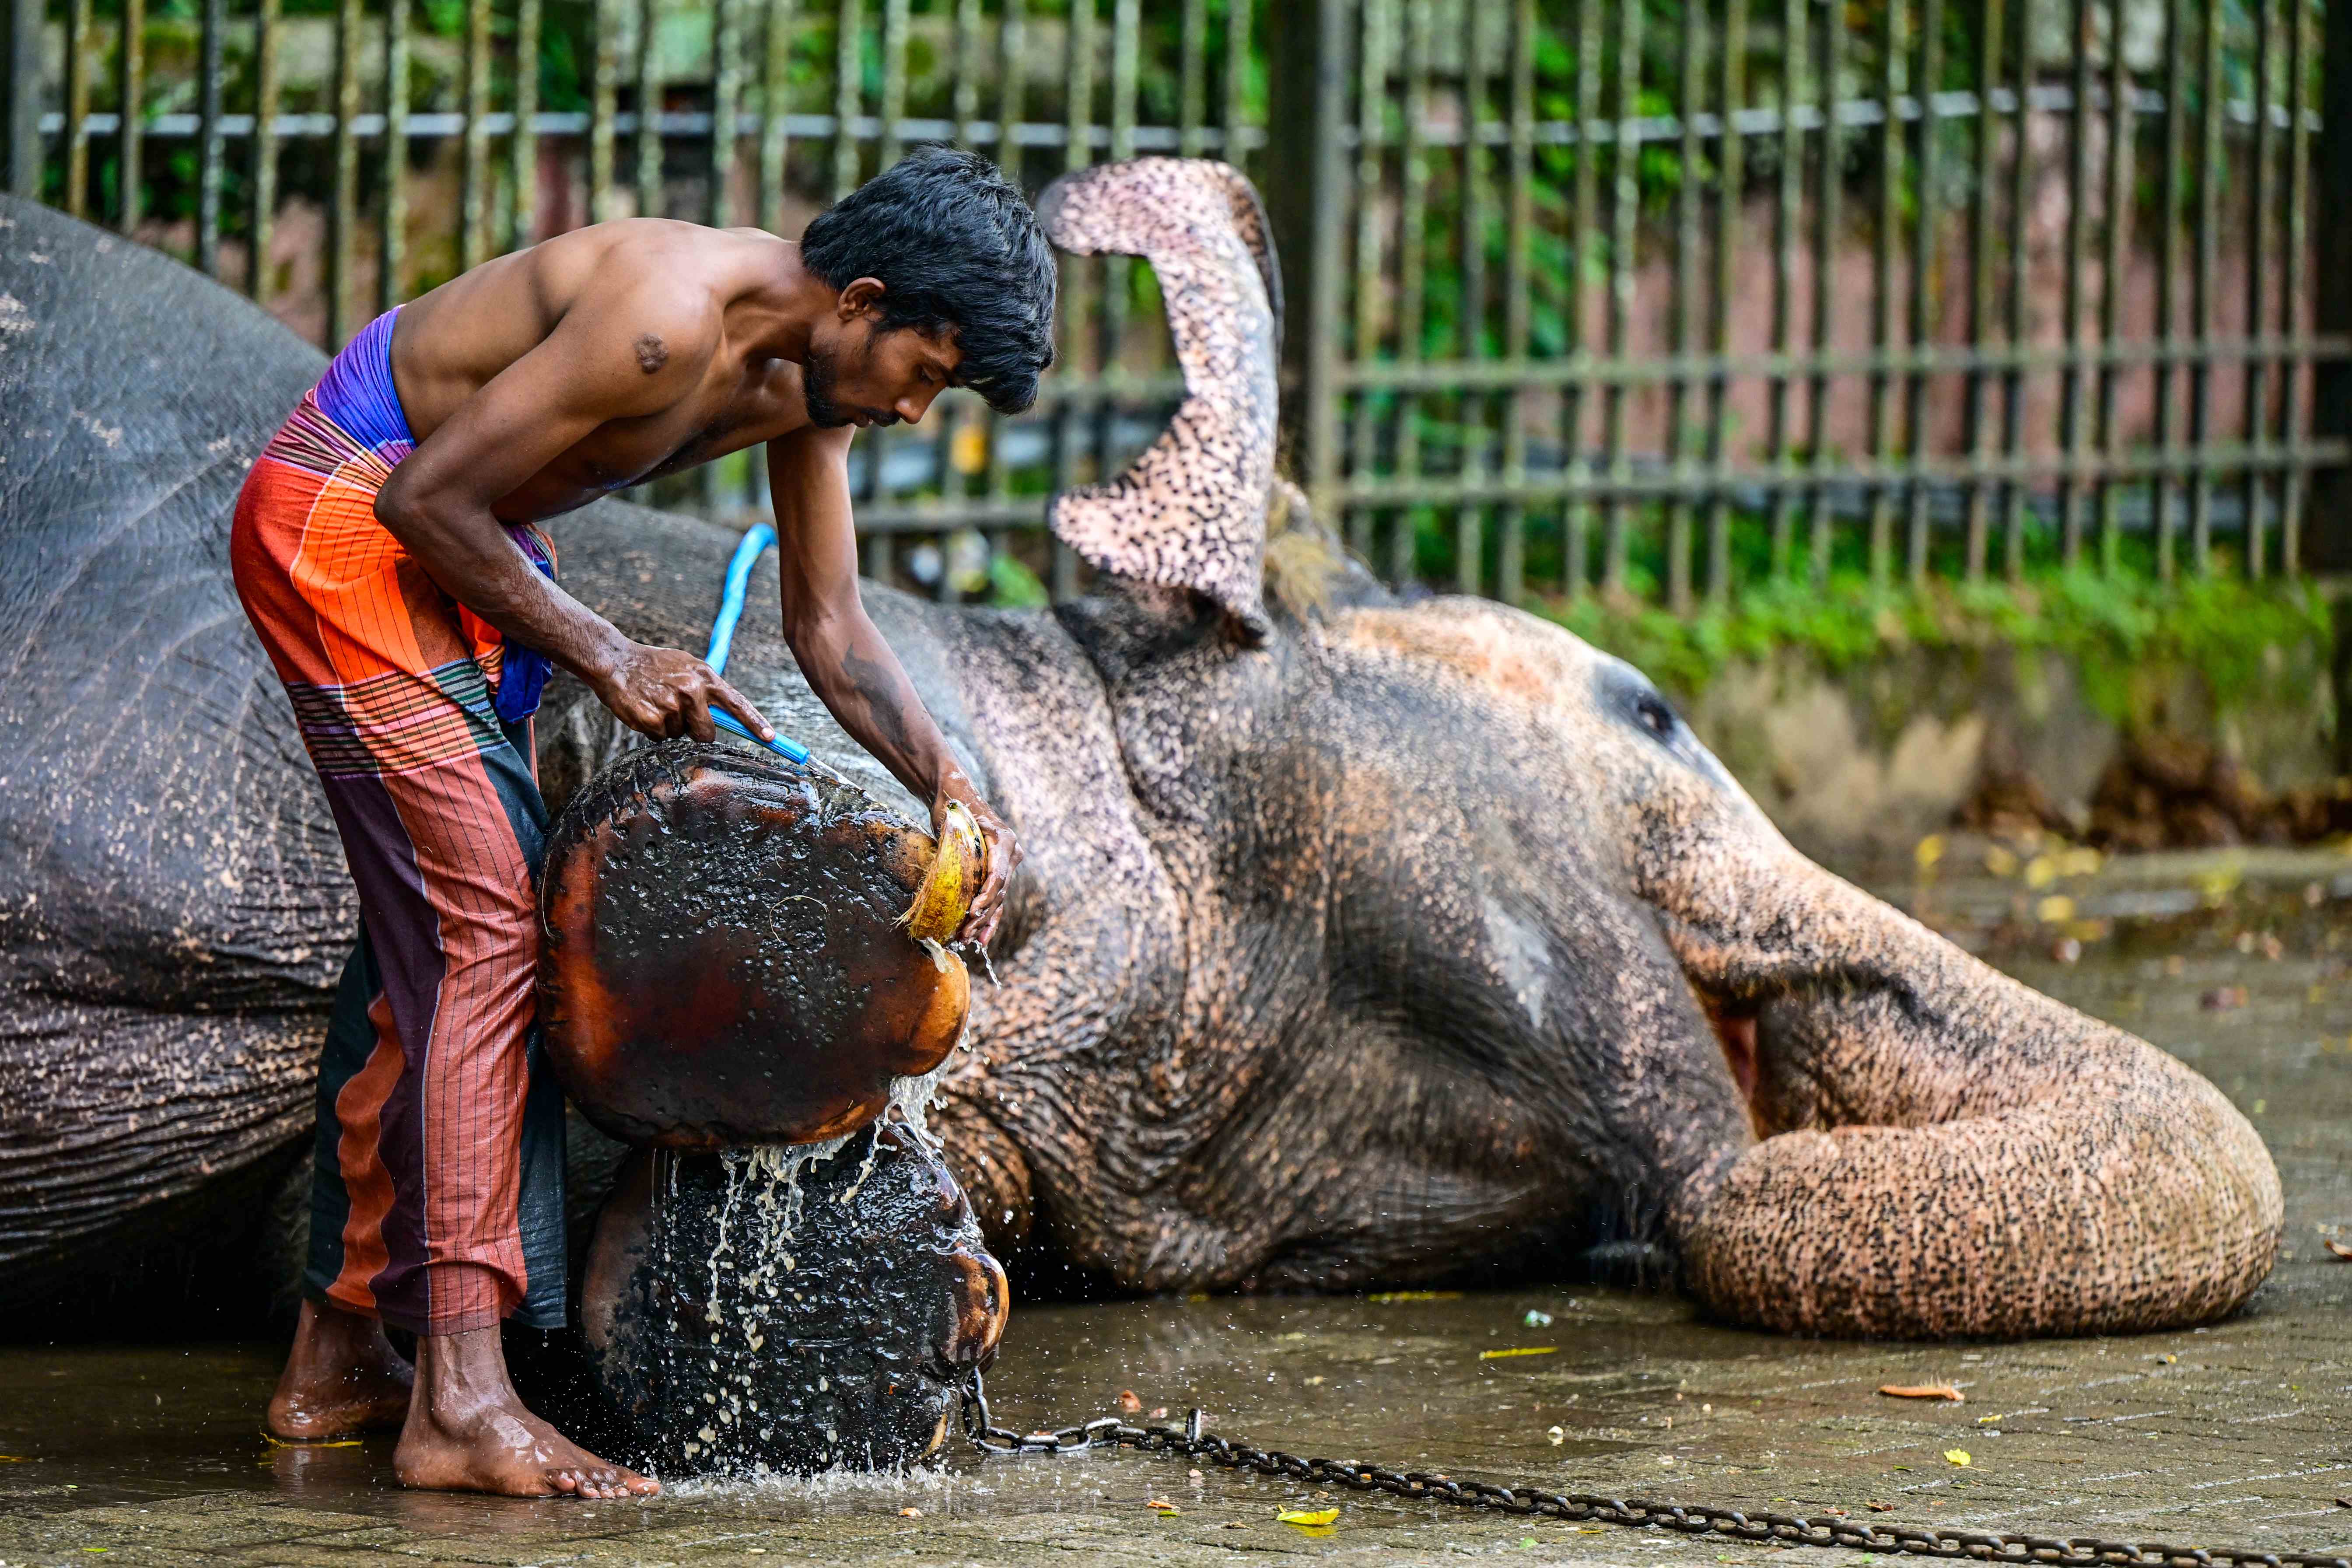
[2,0,2344,615]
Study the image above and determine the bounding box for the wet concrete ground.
[2,842,2348,1567]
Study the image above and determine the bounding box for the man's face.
[806,289,964,431]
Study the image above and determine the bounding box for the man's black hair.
[799,147,1057,416]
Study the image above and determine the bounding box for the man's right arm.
[372,277,774,744]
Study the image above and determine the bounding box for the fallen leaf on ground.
[1943,1450,1972,1467]
[1879,1384,1964,1402]
[1116,1389,1142,1413]
[1149,1406,1169,1419]
[1367,1291,1463,1303]
[1480,1346,1558,1360]
[2325,1239,2352,1260]
[1867,1502,1896,1512]
[897,1507,922,1519]
[1279,1508,1342,1526]
[1146,1498,1180,1513]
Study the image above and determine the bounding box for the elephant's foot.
[266,1298,415,1440]
[392,1326,660,1499]
[581,1124,1009,1477]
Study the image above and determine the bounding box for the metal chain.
[956,1370,2350,1568]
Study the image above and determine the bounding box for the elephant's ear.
[1037,158,1280,644]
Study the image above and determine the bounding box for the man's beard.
[802,339,895,430]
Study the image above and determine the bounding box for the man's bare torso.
[388,220,820,525]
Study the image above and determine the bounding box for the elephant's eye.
[1635,693,1676,740]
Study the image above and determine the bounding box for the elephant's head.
[967,158,2282,1338]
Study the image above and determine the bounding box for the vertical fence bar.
[2094,0,2128,571]
[64,0,88,217]
[878,0,906,166]
[1223,0,1250,172]
[1961,0,2002,578]
[2154,0,2183,578]
[1805,0,1840,586]
[1348,0,1389,560]
[326,0,358,342]
[706,0,742,516]
[1093,0,1137,497]
[2244,0,2273,578]
[637,0,662,215]
[1704,0,1746,604]
[591,0,617,221]
[379,0,406,309]
[511,0,541,247]
[1902,0,1940,586]
[1457,0,1490,595]
[983,0,1023,570]
[1664,0,1702,612]
[460,0,491,269]
[2057,0,2091,565]
[2281,0,2309,572]
[1049,0,1094,602]
[994,0,1021,178]
[1563,0,1600,595]
[834,0,864,196]
[1499,0,1533,606]
[942,0,979,596]
[1998,0,2031,581]
[1865,0,1900,588]
[195,0,224,276]
[1392,0,1429,587]
[1091,0,1138,594]
[1766,0,1803,578]
[2189,0,2221,573]
[756,0,791,231]
[1179,0,1206,155]
[952,0,977,147]
[114,0,142,228]
[249,0,280,301]
[2,0,35,200]
[1601,0,1642,594]
[711,0,739,226]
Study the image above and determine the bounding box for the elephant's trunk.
[1656,849,2281,1339]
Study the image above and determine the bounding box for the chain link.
[957,1371,2349,1568]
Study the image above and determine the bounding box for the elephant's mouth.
[1655,875,2283,1340]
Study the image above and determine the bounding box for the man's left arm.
[766,428,1019,946]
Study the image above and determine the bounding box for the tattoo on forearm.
[842,646,916,762]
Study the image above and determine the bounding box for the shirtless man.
[229,147,1053,1498]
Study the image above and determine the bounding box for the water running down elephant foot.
[266,1298,414,1441]
[392,1326,658,1499]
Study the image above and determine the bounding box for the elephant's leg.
[580,1121,1007,1477]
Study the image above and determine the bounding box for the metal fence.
[1,0,2343,611]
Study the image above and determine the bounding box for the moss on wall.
[1541,572,2334,740]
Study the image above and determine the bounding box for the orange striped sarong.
[229,308,565,1335]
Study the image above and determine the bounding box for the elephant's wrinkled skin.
[0,167,2279,1351]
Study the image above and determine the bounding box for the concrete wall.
[1679,637,2336,865]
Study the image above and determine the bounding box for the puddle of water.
[2,874,2348,1562]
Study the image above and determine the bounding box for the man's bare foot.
[393,1326,659,1499]
[267,1298,415,1440]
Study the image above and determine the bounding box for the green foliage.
[1540,569,2331,728]
[986,550,1051,608]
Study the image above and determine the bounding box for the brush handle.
[710,707,813,766]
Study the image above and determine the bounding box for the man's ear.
[836,276,887,319]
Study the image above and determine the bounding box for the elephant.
[0,151,2281,1413]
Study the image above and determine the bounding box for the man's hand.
[592,641,776,744]
[938,789,1018,948]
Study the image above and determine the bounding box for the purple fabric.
[317,307,557,723]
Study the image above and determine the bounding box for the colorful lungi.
[231,308,566,1335]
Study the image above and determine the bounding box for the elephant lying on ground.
[0,162,2280,1374]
